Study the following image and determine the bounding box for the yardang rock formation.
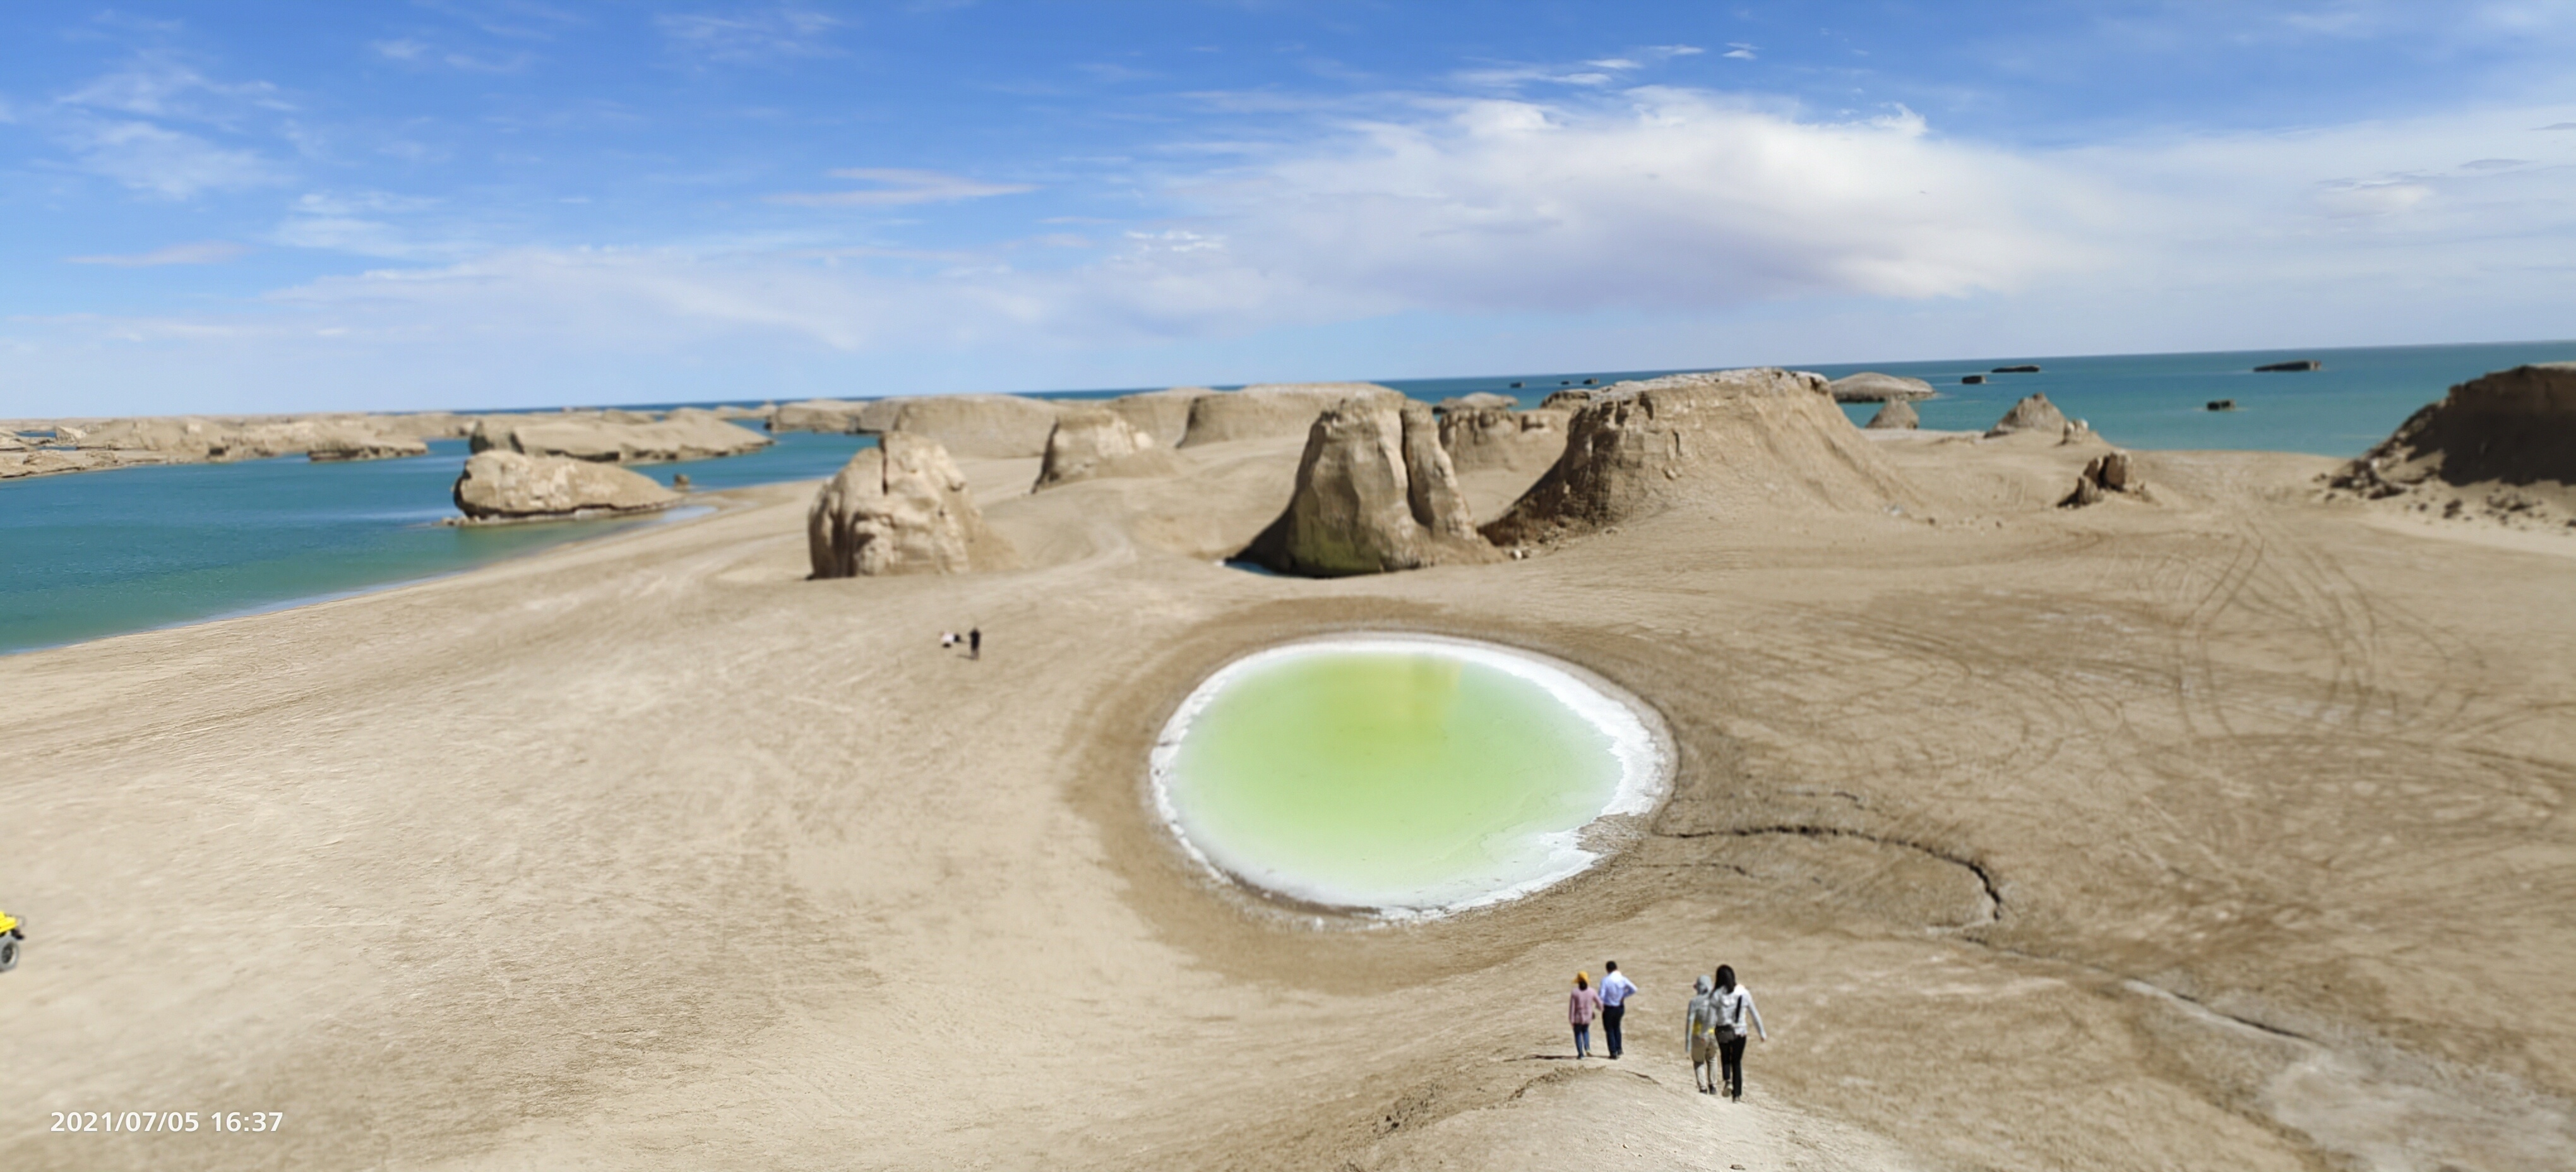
[451,451,681,520]
[1482,368,1920,547]
[808,433,1016,578]
[1033,408,1181,490]
[2327,362,2576,525]
[1239,395,1501,576]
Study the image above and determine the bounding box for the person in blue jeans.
[1598,960,1638,1058]
[1568,972,1601,1057]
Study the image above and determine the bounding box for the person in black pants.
[1710,963,1768,1100]
[1597,960,1637,1059]
[968,627,981,660]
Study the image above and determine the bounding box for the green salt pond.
[1152,636,1667,916]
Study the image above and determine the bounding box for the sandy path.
[6,434,2573,1169]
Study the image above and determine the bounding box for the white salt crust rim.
[1149,633,1674,920]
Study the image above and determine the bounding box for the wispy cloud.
[769,168,1035,206]
[58,50,291,122]
[1724,43,1757,60]
[657,7,847,63]
[63,119,283,197]
[66,241,253,266]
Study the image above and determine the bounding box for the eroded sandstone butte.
[451,451,680,520]
[1239,395,1501,576]
[808,433,1016,577]
[1033,407,1181,491]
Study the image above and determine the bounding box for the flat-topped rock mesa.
[1866,399,1921,429]
[1032,407,1181,490]
[1438,404,1573,474]
[1436,392,1518,412]
[1239,395,1502,576]
[469,413,770,464]
[809,432,1017,577]
[1828,372,1937,402]
[772,394,1065,458]
[1482,368,1921,547]
[451,450,680,521]
[1179,382,1405,447]
[1104,388,1213,446]
[1985,392,2069,438]
[2327,363,2576,524]
[66,416,428,463]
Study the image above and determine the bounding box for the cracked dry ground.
[7,434,2573,1171]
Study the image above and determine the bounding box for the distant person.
[969,627,981,660]
[1685,974,1722,1094]
[1711,964,1768,1101]
[1568,972,1601,1058]
[1598,960,1637,1059]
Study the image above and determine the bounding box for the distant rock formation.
[1992,364,2042,374]
[2061,451,2141,508]
[2255,360,2321,373]
[769,395,1065,458]
[1828,372,1936,402]
[1179,383,1404,447]
[451,451,680,520]
[470,414,770,463]
[771,399,869,434]
[1239,397,1501,576]
[1105,388,1213,446]
[1032,407,1181,490]
[1438,405,1573,473]
[1866,400,1920,429]
[1482,368,1919,547]
[808,433,1017,577]
[307,428,431,462]
[1959,374,1987,385]
[1985,393,2068,438]
[2326,364,2576,525]
[1436,392,1518,413]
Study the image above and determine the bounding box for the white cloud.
[657,7,845,64]
[1724,44,1757,60]
[770,168,1035,206]
[66,241,252,266]
[58,51,290,121]
[65,119,283,197]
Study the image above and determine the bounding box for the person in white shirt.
[1711,964,1768,1101]
[1597,960,1638,1059]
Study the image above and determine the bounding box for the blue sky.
[3,2,2573,414]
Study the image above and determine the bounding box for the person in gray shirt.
[1685,974,1722,1094]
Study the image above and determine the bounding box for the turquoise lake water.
[0,433,874,655]
[5,340,2570,655]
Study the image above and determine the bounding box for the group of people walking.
[1568,962,1768,1101]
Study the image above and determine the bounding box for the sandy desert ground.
[6,424,2575,1170]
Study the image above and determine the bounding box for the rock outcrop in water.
[1984,393,2068,438]
[1032,408,1181,490]
[1180,383,1404,447]
[1482,368,1919,547]
[1829,372,1936,402]
[470,414,770,464]
[1865,400,1920,430]
[1438,405,1572,473]
[452,451,681,520]
[1239,396,1501,575]
[808,433,1015,577]
[2326,363,2576,527]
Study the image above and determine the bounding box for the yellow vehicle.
[0,910,21,972]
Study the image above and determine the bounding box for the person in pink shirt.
[1568,972,1603,1058]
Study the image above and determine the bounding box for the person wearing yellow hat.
[1567,971,1602,1058]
